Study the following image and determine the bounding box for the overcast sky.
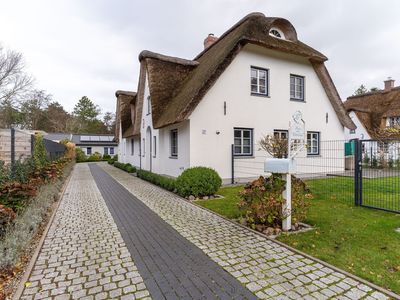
[1,0,400,114]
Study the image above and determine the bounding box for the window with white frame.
[142,138,145,157]
[273,129,288,140]
[104,147,108,155]
[387,116,400,127]
[307,132,320,155]
[251,67,268,96]
[86,147,92,155]
[131,139,134,155]
[269,28,285,39]
[290,75,305,101]
[153,136,157,158]
[234,128,253,156]
[170,129,178,157]
[147,96,151,115]
[110,147,114,155]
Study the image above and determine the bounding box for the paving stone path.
[89,163,256,300]
[20,164,150,300]
[100,163,394,300]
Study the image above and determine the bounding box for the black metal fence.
[357,139,400,213]
[231,139,400,214]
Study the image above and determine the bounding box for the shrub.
[103,154,111,160]
[33,134,48,168]
[87,152,102,162]
[175,167,222,197]
[124,163,136,173]
[137,169,176,192]
[112,161,136,173]
[238,174,311,229]
[75,148,87,162]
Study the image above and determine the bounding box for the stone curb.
[12,166,74,300]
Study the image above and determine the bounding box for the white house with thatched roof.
[115,12,355,182]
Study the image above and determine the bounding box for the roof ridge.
[139,50,199,66]
[194,12,266,60]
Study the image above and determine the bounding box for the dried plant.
[258,135,288,158]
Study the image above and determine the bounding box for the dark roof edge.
[115,90,137,97]
[139,50,199,66]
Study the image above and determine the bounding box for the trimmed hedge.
[136,169,176,192]
[175,167,222,197]
[113,161,137,173]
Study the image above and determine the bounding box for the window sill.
[307,154,321,157]
[290,98,306,103]
[251,93,270,98]
[169,156,178,159]
[234,155,255,159]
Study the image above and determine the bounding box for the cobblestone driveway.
[100,163,395,300]
[21,164,150,300]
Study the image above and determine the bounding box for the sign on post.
[264,111,305,231]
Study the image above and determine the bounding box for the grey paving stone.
[101,162,396,300]
[20,164,149,300]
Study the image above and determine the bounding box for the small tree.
[33,134,47,168]
[353,84,368,96]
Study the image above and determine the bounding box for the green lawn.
[196,178,400,294]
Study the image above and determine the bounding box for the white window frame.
[147,96,151,115]
[153,136,157,158]
[170,129,178,158]
[269,27,285,39]
[110,147,114,155]
[234,128,253,156]
[86,147,92,155]
[104,147,108,155]
[387,116,400,127]
[307,131,320,156]
[290,74,305,101]
[251,67,269,96]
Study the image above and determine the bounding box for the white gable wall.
[189,44,345,181]
[141,72,190,177]
[344,111,371,140]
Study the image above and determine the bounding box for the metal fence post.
[10,128,15,166]
[354,139,362,206]
[231,144,234,184]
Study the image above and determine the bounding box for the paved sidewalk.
[89,164,256,299]
[101,163,393,300]
[21,164,150,300]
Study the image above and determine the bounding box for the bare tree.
[0,45,33,128]
[20,90,51,129]
[0,45,33,102]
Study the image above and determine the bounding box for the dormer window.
[269,28,285,39]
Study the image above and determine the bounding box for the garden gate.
[355,139,400,213]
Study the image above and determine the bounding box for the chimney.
[384,77,395,91]
[203,33,218,49]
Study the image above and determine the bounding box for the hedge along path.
[100,162,397,300]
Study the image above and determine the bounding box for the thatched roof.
[115,90,136,141]
[344,87,400,138]
[130,12,355,136]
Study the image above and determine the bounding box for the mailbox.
[264,158,296,174]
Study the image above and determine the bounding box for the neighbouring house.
[344,78,400,140]
[115,12,355,182]
[344,78,400,162]
[45,133,118,157]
